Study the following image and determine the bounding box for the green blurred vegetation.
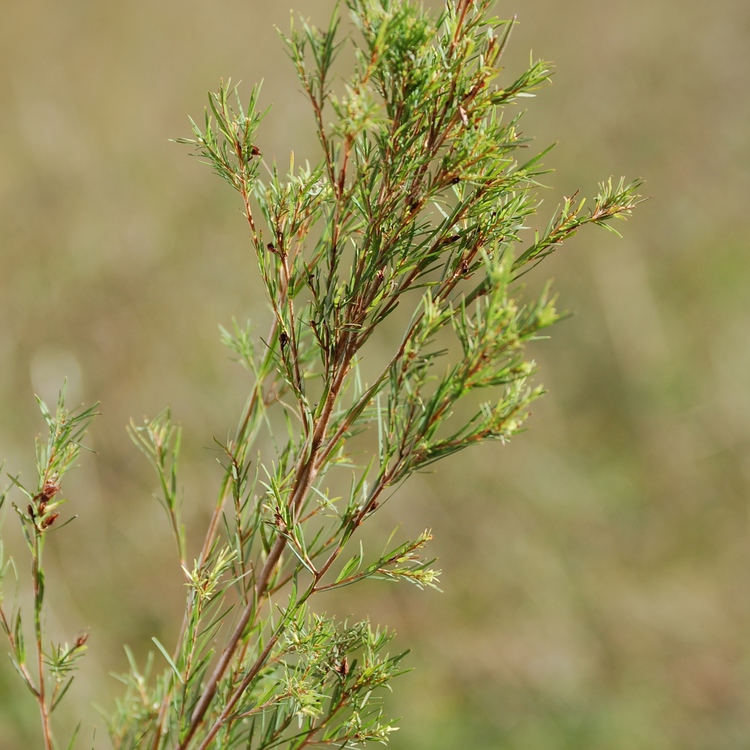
[1,0,749,748]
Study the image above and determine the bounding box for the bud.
[338,656,350,678]
[41,512,59,529]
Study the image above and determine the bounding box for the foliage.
[0,388,97,750]
[0,1,639,748]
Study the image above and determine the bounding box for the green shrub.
[0,1,639,747]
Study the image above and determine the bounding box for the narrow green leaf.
[151,637,184,684]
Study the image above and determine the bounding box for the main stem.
[33,536,53,750]
[179,339,355,748]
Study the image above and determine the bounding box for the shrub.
[0,1,639,747]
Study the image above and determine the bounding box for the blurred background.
[1,0,749,748]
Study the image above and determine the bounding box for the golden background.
[1,0,749,747]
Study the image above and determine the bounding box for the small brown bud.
[41,512,59,529]
[250,144,261,157]
[41,479,61,500]
[279,331,289,350]
[338,656,350,678]
[74,633,89,649]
